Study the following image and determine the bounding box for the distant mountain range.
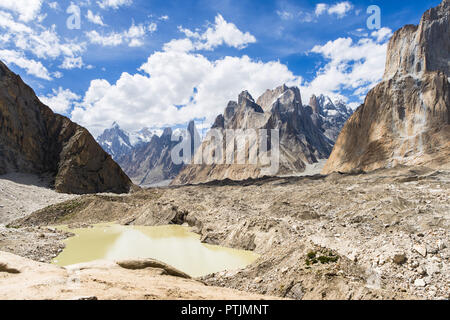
[97,92,353,186]
[97,122,161,161]
[0,0,447,195]
[97,121,200,186]
[308,94,354,142]
[172,85,354,185]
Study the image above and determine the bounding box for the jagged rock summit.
[172,85,338,185]
[97,122,158,161]
[0,61,133,194]
[306,94,354,142]
[97,122,135,161]
[117,120,200,186]
[323,0,450,174]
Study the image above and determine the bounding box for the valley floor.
[1,166,449,300]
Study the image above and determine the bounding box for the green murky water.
[52,224,259,277]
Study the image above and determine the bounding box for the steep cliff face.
[117,121,200,186]
[0,61,133,194]
[383,0,450,80]
[172,85,334,185]
[322,0,450,174]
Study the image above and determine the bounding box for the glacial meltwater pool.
[52,224,259,277]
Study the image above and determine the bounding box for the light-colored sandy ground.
[0,173,78,225]
[0,251,276,300]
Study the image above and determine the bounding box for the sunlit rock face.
[172,85,338,185]
[323,0,450,174]
[383,0,450,81]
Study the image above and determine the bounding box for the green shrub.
[317,255,339,264]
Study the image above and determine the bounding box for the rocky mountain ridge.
[323,0,450,174]
[173,85,352,185]
[0,61,133,194]
[111,121,200,186]
[307,94,354,142]
[97,122,159,161]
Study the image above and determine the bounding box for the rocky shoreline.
[0,225,71,264]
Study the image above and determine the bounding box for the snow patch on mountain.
[307,94,354,142]
[97,122,161,160]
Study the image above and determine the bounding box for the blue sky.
[0,0,441,136]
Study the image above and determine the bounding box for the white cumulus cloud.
[279,2,354,23]
[314,2,353,19]
[315,4,328,16]
[14,25,85,60]
[0,10,32,33]
[71,45,300,136]
[0,0,43,22]
[60,56,84,70]
[86,30,124,46]
[0,49,52,80]
[301,28,392,104]
[276,10,294,20]
[0,10,86,78]
[328,2,353,18]
[39,87,81,114]
[47,2,60,11]
[86,22,156,47]
[178,14,256,51]
[371,27,393,43]
[97,0,133,10]
[86,10,106,26]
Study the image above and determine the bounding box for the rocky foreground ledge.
[0,252,275,300]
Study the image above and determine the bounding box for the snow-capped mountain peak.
[308,94,354,142]
[96,122,134,160]
[97,122,166,161]
[128,127,161,146]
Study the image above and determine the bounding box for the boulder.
[116,259,191,279]
[414,244,428,257]
[414,279,426,287]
